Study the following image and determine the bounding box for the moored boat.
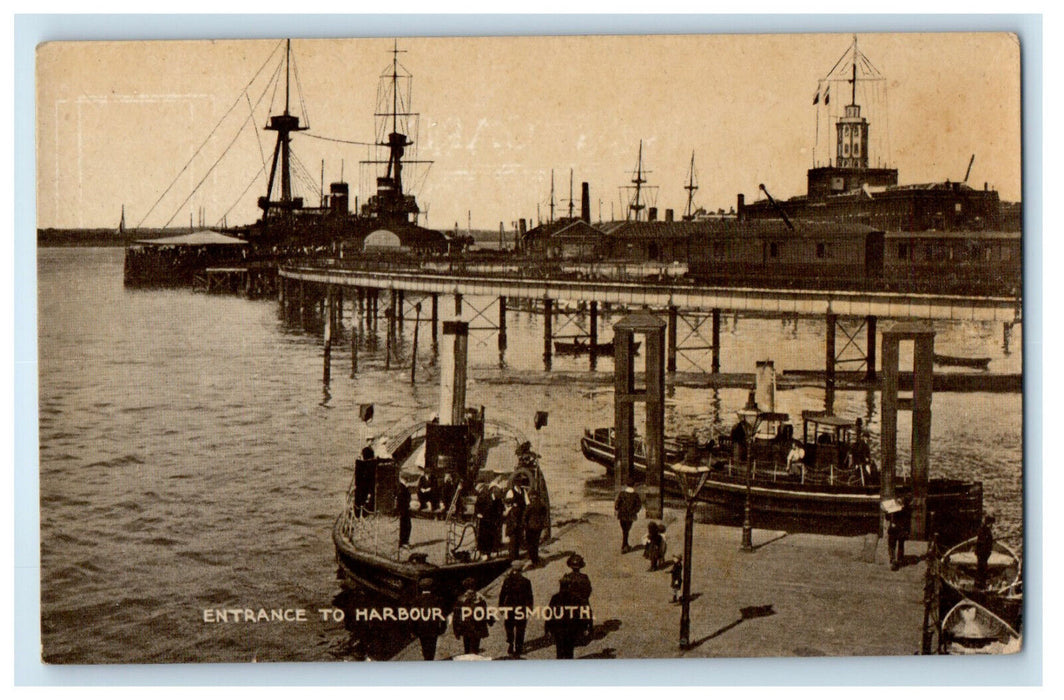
[941,599,1021,654]
[933,353,991,370]
[939,536,1020,596]
[553,339,639,355]
[333,320,550,603]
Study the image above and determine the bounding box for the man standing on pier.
[524,491,550,567]
[614,484,643,553]
[410,578,447,660]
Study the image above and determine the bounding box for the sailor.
[614,484,643,553]
[887,496,912,570]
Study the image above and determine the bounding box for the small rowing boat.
[553,339,639,355]
[941,599,1021,654]
[940,536,1021,595]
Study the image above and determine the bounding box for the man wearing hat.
[452,577,492,655]
[887,496,912,571]
[974,511,996,590]
[614,484,643,553]
[410,578,447,660]
[561,553,592,607]
[498,560,534,657]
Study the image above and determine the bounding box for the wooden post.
[825,312,837,413]
[880,334,899,504]
[667,305,678,373]
[410,302,421,384]
[614,329,634,492]
[498,297,507,351]
[543,298,553,370]
[711,308,721,374]
[865,315,877,382]
[385,299,392,371]
[351,322,358,377]
[454,293,463,317]
[323,287,333,387]
[911,332,934,539]
[397,289,405,328]
[645,321,666,519]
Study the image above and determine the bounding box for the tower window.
[769,242,779,259]
[816,242,828,259]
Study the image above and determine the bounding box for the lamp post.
[737,390,761,553]
[674,464,710,649]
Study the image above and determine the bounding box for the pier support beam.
[613,313,667,519]
[711,308,721,374]
[667,305,678,373]
[323,287,333,387]
[865,315,878,382]
[498,297,508,353]
[825,312,837,413]
[881,323,936,542]
[543,298,553,371]
[589,301,599,370]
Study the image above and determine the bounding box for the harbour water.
[38,247,1023,663]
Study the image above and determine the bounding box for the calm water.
[37,247,1023,663]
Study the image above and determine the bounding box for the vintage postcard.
[36,32,1023,664]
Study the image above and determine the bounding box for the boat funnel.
[438,321,469,426]
[755,360,776,413]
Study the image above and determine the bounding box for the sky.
[36,32,1022,231]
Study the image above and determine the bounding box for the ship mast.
[549,169,556,224]
[567,168,575,219]
[623,140,656,222]
[683,151,698,221]
[260,38,308,235]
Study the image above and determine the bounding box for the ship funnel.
[755,360,776,413]
[438,321,469,425]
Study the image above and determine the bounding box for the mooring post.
[825,312,837,413]
[589,301,599,370]
[411,302,421,384]
[667,305,678,373]
[865,315,877,382]
[543,298,553,371]
[711,308,721,373]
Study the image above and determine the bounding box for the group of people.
[415,469,459,514]
[473,480,550,564]
[614,484,672,575]
[412,553,594,661]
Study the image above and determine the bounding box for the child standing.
[669,556,684,603]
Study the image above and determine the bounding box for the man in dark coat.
[614,485,643,553]
[974,512,996,590]
[545,578,590,659]
[397,485,412,548]
[504,492,526,560]
[561,553,592,606]
[524,491,550,567]
[498,561,534,657]
[409,578,447,660]
[452,577,492,655]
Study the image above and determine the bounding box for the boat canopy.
[135,231,248,246]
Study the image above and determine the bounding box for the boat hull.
[581,433,982,541]
[333,516,511,603]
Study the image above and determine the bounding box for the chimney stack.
[581,182,591,223]
[648,207,658,222]
[665,209,674,222]
[737,193,745,222]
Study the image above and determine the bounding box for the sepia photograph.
[34,31,1024,666]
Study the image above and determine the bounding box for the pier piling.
[543,298,553,371]
[667,305,678,373]
[865,315,877,381]
[589,301,599,370]
[411,302,421,384]
[711,308,721,373]
[323,287,333,387]
[825,312,837,412]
